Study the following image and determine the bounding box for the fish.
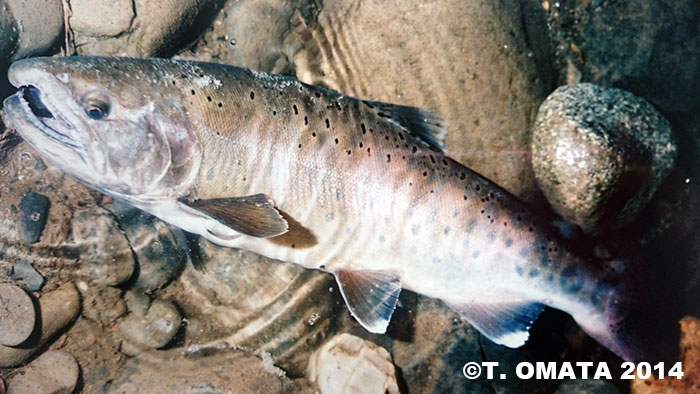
[3,56,646,361]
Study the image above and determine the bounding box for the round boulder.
[532,83,677,235]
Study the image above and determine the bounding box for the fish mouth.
[14,85,80,148]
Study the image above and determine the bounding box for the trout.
[3,56,644,361]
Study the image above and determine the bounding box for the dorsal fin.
[334,269,402,334]
[447,300,545,348]
[363,100,448,150]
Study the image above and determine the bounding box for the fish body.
[3,57,640,360]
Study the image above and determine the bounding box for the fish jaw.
[4,61,95,182]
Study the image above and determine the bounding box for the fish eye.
[82,93,111,120]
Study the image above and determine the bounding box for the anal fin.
[179,194,288,238]
[334,269,402,334]
[447,300,545,348]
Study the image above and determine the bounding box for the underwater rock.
[6,350,79,394]
[18,191,50,244]
[175,0,297,74]
[71,207,135,287]
[173,236,337,376]
[532,83,676,235]
[631,316,700,394]
[116,295,182,356]
[107,347,313,393]
[9,261,44,292]
[537,0,700,114]
[0,0,63,63]
[288,0,548,204]
[106,201,188,293]
[79,284,127,327]
[69,0,135,38]
[555,379,620,394]
[70,0,224,57]
[307,333,399,394]
[0,283,35,346]
[0,282,80,367]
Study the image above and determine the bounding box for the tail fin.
[574,257,680,363]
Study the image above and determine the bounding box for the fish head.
[3,56,200,202]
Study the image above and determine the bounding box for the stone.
[175,0,298,74]
[0,3,19,64]
[173,236,336,376]
[537,0,700,114]
[79,285,127,327]
[71,0,224,57]
[106,201,188,293]
[555,379,620,394]
[0,283,35,346]
[71,207,135,286]
[289,0,548,204]
[116,297,182,356]
[632,316,700,394]
[0,282,81,367]
[6,350,79,394]
[18,191,49,244]
[69,0,134,38]
[9,261,44,292]
[531,83,677,235]
[3,0,64,61]
[307,333,399,394]
[106,347,313,393]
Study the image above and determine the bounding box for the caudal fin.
[574,258,680,363]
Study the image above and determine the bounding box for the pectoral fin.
[447,300,545,348]
[179,194,288,238]
[334,269,402,334]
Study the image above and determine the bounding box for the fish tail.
[573,257,679,362]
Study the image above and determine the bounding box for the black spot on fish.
[367,147,371,155]
[298,144,302,148]
[218,102,222,108]
[387,154,391,163]
[293,105,298,114]
[412,146,418,153]
[207,96,212,102]
[304,116,308,125]
[334,138,339,144]
[315,92,321,98]
[250,91,255,100]
[191,90,195,95]
[273,110,277,115]
[347,150,352,155]
[312,132,316,137]
[422,171,428,177]
[361,123,367,134]
[325,119,330,128]
[359,142,363,148]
